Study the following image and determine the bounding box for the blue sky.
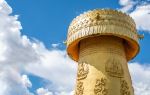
[0,0,150,95]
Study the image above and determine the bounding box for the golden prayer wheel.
[66,9,142,95]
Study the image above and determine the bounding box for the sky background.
[0,0,150,95]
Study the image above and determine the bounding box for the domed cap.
[66,9,141,61]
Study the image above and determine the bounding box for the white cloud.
[26,47,77,92]
[0,0,11,14]
[129,63,150,95]
[0,1,35,95]
[119,0,150,32]
[51,43,60,48]
[119,0,135,12]
[130,4,150,31]
[55,91,74,95]
[36,88,74,95]
[0,67,34,95]
[0,0,4,3]
[36,88,53,95]
[22,74,32,88]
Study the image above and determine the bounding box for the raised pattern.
[94,78,108,95]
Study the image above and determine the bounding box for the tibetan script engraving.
[120,79,130,95]
[77,62,89,80]
[94,78,107,95]
[75,81,84,95]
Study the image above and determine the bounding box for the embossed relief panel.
[105,58,124,78]
[75,81,84,95]
[94,78,108,95]
[77,62,89,80]
[120,80,130,95]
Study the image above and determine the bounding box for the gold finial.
[138,34,144,40]
[63,40,67,45]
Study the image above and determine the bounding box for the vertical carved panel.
[77,62,89,80]
[94,78,108,95]
[75,81,84,95]
[120,79,130,95]
[105,58,124,78]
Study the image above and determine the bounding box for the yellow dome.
[66,9,140,61]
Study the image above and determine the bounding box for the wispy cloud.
[51,43,60,48]
[130,4,150,31]
[119,0,150,32]
[129,63,150,95]
[26,48,77,93]
[36,88,53,95]
[119,0,136,12]
[0,1,34,95]
[0,0,76,94]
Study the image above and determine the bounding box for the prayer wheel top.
[66,9,140,61]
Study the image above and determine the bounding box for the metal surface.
[66,9,141,95]
[66,9,140,61]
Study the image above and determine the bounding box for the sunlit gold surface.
[74,36,134,95]
[66,9,141,95]
[66,9,140,61]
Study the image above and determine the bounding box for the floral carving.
[94,78,108,95]
[77,62,89,80]
[105,58,124,78]
[120,80,130,95]
[75,81,84,95]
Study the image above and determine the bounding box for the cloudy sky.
[0,0,150,95]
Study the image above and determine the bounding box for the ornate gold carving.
[95,13,101,20]
[94,78,108,95]
[105,58,124,78]
[68,10,136,37]
[66,9,139,64]
[120,79,130,95]
[67,25,138,46]
[75,81,84,95]
[77,62,89,80]
[67,9,138,39]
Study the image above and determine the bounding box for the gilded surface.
[120,79,130,95]
[67,25,138,46]
[68,10,136,34]
[77,62,89,80]
[105,58,124,78]
[67,9,138,46]
[75,81,84,95]
[79,37,126,58]
[94,78,107,95]
[66,9,140,62]
[75,37,134,95]
[67,9,138,95]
